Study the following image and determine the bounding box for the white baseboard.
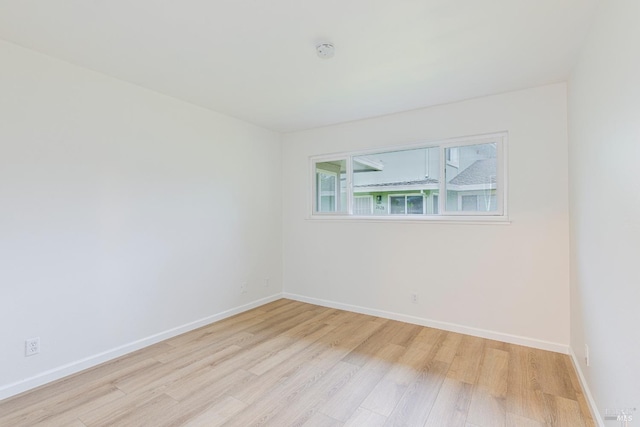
[569,347,604,427]
[0,293,283,402]
[283,292,570,354]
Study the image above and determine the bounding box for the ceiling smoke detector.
[316,43,335,59]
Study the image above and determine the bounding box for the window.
[389,195,424,215]
[354,195,374,215]
[314,160,347,213]
[311,133,506,220]
[445,143,498,214]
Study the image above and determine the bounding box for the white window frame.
[310,132,508,222]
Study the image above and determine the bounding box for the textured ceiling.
[0,0,597,132]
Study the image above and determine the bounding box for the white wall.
[282,84,571,349]
[0,40,282,398]
[568,0,640,421]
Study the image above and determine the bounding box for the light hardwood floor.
[0,299,595,426]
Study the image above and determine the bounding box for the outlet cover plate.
[25,337,40,356]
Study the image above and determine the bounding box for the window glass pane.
[407,195,424,214]
[461,195,477,211]
[389,195,406,214]
[315,160,347,213]
[353,146,439,216]
[445,143,497,213]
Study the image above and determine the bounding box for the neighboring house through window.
[353,195,374,215]
[314,160,347,213]
[389,194,424,215]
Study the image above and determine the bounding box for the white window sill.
[307,214,511,225]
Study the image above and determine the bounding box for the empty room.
[0,1,638,426]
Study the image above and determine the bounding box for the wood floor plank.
[0,347,164,418]
[114,344,244,395]
[466,347,510,427]
[340,319,392,366]
[155,330,255,364]
[166,367,255,404]
[544,393,587,427]
[33,387,126,427]
[248,322,337,376]
[1,384,126,427]
[342,320,422,367]
[562,356,597,427]
[434,331,464,364]
[359,327,445,417]
[157,379,257,427]
[466,389,507,427]
[319,343,406,422]
[181,395,247,427]
[78,387,169,426]
[574,392,597,427]
[244,309,342,374]
[506,412,546,427]
[222,360,360,426]
[0,299,596,427]
[91,393,180,427]
[506,344,549,423]
[424,377,473,427]
[254,360,360,426]
[447,334,486,384]
[344,407,387,426]
[476,348,509,397]
[169,310,341,402]
[163,309,268,349]
[228,315,382,406]
[537,351,577,401]
[384,360,450,426]
[302,412,343,427]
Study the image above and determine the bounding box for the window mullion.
[346,155,353,215]
[439,145,446,215]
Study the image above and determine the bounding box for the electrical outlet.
[585,344,590,367]
[241,282,247,294]
[411,293,419,304]
[265,278,270,288]
[25,337,40,357]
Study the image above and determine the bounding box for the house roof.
[354,178,439,188]
[449,159,497,186]
[353,159,496,191]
